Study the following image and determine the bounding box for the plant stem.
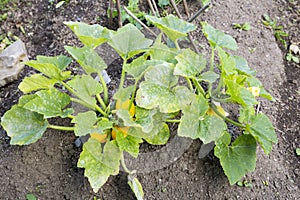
[192,78,205,96]
[98,72,109,105]
[208,48,215,97]
[210,103,245,128]
[121,152,133,174]
[71,97,107,117]
[118,59,127,90]
[61,81,107,116]
[48,124,75,131]
[129,79,139,110]
[165,119,180,123]
[186,77,194,91]
[96,94,107,110]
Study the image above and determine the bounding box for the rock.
[0,40,28,87]
[198,142,215,159]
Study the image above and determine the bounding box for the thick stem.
[186,77,194,91]
[118,59,127,90]
[129,79,139,111]
[48,124,75,131]
[98,72,109,105]
[62,81,107,116]
[165,119,180,123]
[210,103,245,128]
[96,94,107,110]
[121,152,134,174]
[192,78,205,96]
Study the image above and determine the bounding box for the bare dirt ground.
[0,0,299,199]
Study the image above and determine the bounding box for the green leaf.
[146,15,197,42]
[24,60,71,81]
[25,194,37,200]
[108,24,152,59]
[246,113,277,155]
[246,77,274,101]
[18,94,38,106]
[178,95,226,143]
[174,49,206,77]
[64,21,110,48]
[217,47,236,75]
[23,88,72,118]
[238,106,255,124]
[199,115,227,144]
[224,75,258,107]
[1,105,48,145]
[136,63,192,113]
[78,139,121,193]
[117,107,166,138]
[296,148,300,156]
[214,132,257,185]
[124,56,165,78]
[65,46,107,74]
[199,71,219,83]
[158,0,169,7]
[234,56,256,76]
[149,33,178,64]
[18,74,57,93]
[113,85,135,102]
[178,94,209,139]
[71,111,113,136]
[36,55,72,71]
[128,176,144,200]
[145,123,170,145]
[116,131,143,158]
[67,74,103,105]
[202,22,238,50]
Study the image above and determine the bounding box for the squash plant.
[1,14,277,199]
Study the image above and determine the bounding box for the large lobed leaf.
[71,111,113,136]
[246,113,277,155]
[65,46,107,74]
[64,21,111,48]
[174,49,206,77]
[67,74,103,105]
[136,63,192,113]
[78,139,121,193]
[18,74,57,93]
[214,132,257,185]
[23,88,72,118]
[178,94,226,143]
[201,22,238,50]
[108,24,152,59]
[1,105,48,145]
[146,15,197,42]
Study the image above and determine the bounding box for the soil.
[0,0,299,199]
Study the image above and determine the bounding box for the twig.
[151,0,160,17]
[170,0,183,18]
[109,0,114,28]
[116,0,122,28]
[183,0,190,16]
[147,0,156,16]
[170,0,199,53]
[188,3,210,23]
[123,6,157,37]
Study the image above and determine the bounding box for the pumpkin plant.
[1,14,277,199]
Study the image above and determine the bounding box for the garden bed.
[0,0,299,199]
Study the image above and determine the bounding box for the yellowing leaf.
[90,133,107,143]
[247,87,260,97]
[116,99,135,117]
[207,103,229,117]
[112,126,129,140]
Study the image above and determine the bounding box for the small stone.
[0,40,28,87]
[198,142,215,159]
[290,44,299,55]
